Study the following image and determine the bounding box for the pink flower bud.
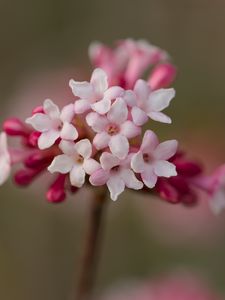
[24,152,53,169]
[46,175,66,203]
[148,63,177,90]
[32,106,44,115]
[28,131,41,147]
[14,168,43,186]
[3,118,29,137]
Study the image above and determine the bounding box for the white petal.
[26,113,52,132]
[131,152,145,173]
[210,189,225,215]
[86,112,108,133]
[141,130,159,153]
[59,140,76,156]
[83,158,100,175]
[131,106,148,126]
[100,152,120,171]
[121,169,143,190]
[90,68,108,95]
[38,130,60,149]
[104,86,124,100]
[154,160,177,178]
[0,132,9,158]
[141,167,158,188]
[108,134,129,159]
[74,99,91,114]
[60,122,78,141]
[91,98,111,115]
[123,90,137,107]
[134,79,150,103]
[154,140,178,160]
[107,98,128,125]
[60,104,75,122]
[69,79,94,99]
[147,88,175,112]
[120,120,141,139]
[75,139,92,159]
[93,132,110,150]
[0,160,10,185]
[148,111,172,124]
[48,154,74,174]
[107,176,125,201]
[69,166,86,187]
[90,168,109,186]
[43,99,60,119]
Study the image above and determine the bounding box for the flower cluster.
[0,39,224,210]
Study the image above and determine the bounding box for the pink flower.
[26,99,78,150]
[48,139,100,188]
[0,132,11,185]
[90,152,143,201]
[86,98,141,159]
[131,130,178,188]
[69,68,124,114]
[148,63,177,90]
[124,79,175,126]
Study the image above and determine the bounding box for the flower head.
[0,132,11,185]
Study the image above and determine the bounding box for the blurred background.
[0,0,225,299]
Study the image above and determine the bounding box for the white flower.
[0,132,11,185]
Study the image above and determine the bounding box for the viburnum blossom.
[0,38,224,210]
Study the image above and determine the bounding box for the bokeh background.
[0,0,225,299]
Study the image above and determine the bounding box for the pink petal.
[141,167,158,188]
[86,112,108,133]
[154,140,178,160]
[131,152,145,173]
[154,160,177,178]
[134,79,150,102]
[104,86,124,99]
[108,134,129,159]
[43,99,60,119]
[83,158,100,175]
[107,98,128,125]
[107,175,125,201]
[60,122,78,141]
[60,104,75,122]
[38,130,60,149]
[147,88,175,112]
[120,120,141,139]
[74,99,91,114]
[91,98,111,115]
[93,132,110,150]
[59,140,76,156]
[26,113,52,132]
[100,152,120,171]
[48,154,74,174]
[75,139,92,159]
[69,79,94,99]
[140,130,159,153]
[148,111,172,123]
[123,90,137,107]
[90,168,109,186]
[121,169,143,190]
[131,106,148,126]
[69,166,86,187]
[90,68,108,95]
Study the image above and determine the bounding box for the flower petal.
[38,130,60,149]
[107,176,125,201]
[104,86,124,99]
[90,168,109,186]
[83,158,100,175]
[134,79,150,103]
[75,139,92,159]
[60,103,75,122]
[60,122,78,141]
[26,113,52,132]
[154,160,177,177]
[0,160,10,185]
[93,132,110,150]
[154,140,178,160]
[43,99,60,119]
[210,189,225,215]
[148,111,172,124]
[107,98,128,125]
[109,134,129,159]
[69,166,86,187]
[91,98,111,114]
[86,112,108,133]
[131,152,145,173]
[121,169,143,189]
[147,88,175,112]
[48,154,74,174]
[131,106,148,126]
[100,152,120,171]
[141,167,158,188]
[74,99,91,114]
[123,90,137,107]
[90,68,108,95]
[59,140,76,156]
[69,79,94,99]
[140,130,159,153]
[120,120,141,139]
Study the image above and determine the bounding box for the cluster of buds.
[0,39,224,211]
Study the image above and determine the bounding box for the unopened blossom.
[26,99,78,150]
[90,152,143,201]
[148,63,177,90]
[48,139,99,188]
[86,98,141,159]
[131,130,178,188]
[124,79,175,126]
[0,132,11,185]
[70,68,124,115]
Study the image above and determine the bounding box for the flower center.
[111,165,120,172]
[143,153,152,163]
[75,154,84,164]
[107,124,119,136]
